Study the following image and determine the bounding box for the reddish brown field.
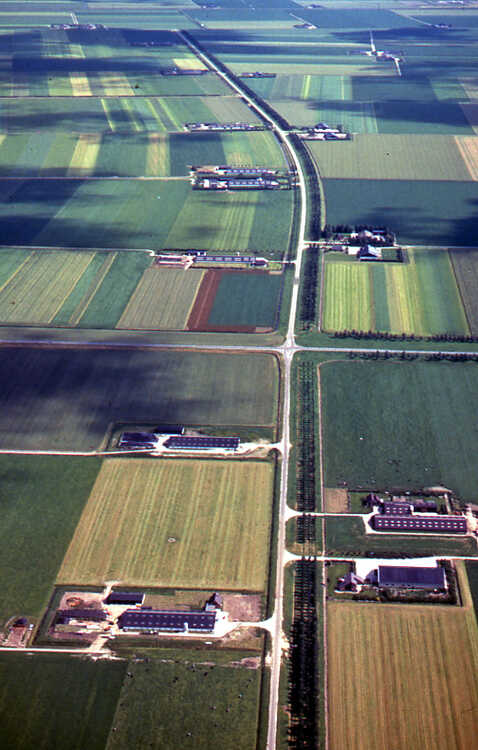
[186,269,255,332]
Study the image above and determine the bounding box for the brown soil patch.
[222,593,262,621]
[59,591,103,609]
[324,487,348,513]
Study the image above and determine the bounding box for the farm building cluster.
[190,165,291,191]
[154,251,268,269]
[52,591,226,639]
[322,228,400,261]
[118,425,241,455]
[336,564,447,594]
[297,123,351,141]
[161,68,208,76]
[185,122,270,132]
[365,492,468,534]
[239,72,276,79]
[50,23,107,31]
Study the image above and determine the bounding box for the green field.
[322,178,478,246]
[0,348,278,450]
[107,649,264,750]
[117,267,204,330]
[0,179,293,255]
[307,135,471,181]
[0,653,124,750]
[0,454,101,626]
[324,516,477,557]
[208,272,283,329]
[58,458,274,591]
[320,359,478,502]
[322,249,468,336]
[328,600,478,750]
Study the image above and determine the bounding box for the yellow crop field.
[327,593,478,750]
[117,268,204,329]
[0,251,95,324]
[322,261,373,331]
[145,133,169,176]
[172,57,207,71]
[67,134,102,176]
[100,73,134,97]
[57,458,274,591]
[455,135,478,180]
[69,72,92,97]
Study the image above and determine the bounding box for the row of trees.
[347,350,478,362]
[333,329,478,343]
[288,561,319,750]
[295,363,317,516]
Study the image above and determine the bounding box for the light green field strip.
[0,251,95,324]
[308,134,471,180]
[101,98,116,132]
[166,191,258,251]
[206,96,259,122]
[230,62,394,77]
[120,98,143,132]
[221,131,284,167]
[455,136,478,180]
[100,72,134,97]
[69,72,92,97]
[117,268,204,329]
[172,57,207,71]
[71,253,117,326]
[323,261,374,331]
[67,134,102,176]
[145,133,169,176]
[151,97,183,131]
[57,459,273,591]
[0,251,32,295]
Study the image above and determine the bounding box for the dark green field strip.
[208,272,282,328]
[325,517,478,557]
[0,455,101,625]
[370,264,390,332]
[351,75,468,102]
[322,179,478,246]
[0,97,109,133]
[77,252,151,328]
[465,561,478,620]
[450,249,478,336]
[321,359,478,503]
[107,650,263,750]
[0,348,278,450]
[376,100,472,135]
[0,652,124,750]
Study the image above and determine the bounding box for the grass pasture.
[58,458,274,592]
[322,248,468,336]
[308,134,471,181]
[0,454,101,627]
[322,178,478,246]
[327,601,478,750]
[0,652,124,750]
[320,358,478,502]
[0,348,278,450]
[107,650,263,750]
[117,267,204,330]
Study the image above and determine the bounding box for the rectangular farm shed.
[118,609,216,632]
[55,610,106,624]
[119,432,158,448]
[164,436,240,450]
[372,515,467,533]
[378,565,446,590]
[104,592,145,605]
[381,501,413,515]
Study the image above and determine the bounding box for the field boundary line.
[448,248,473,336]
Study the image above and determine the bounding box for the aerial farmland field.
[322,249,468,336]
[307,135,472,181]
[0,454,101,627]
[0,348,279,450]
[322,178,478,246]
[58,458,275,591]
[327,600,478,750]
[450,248,478,335]
[0,178,293,254]
[320,358,478,502]
[0,653,125,750]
